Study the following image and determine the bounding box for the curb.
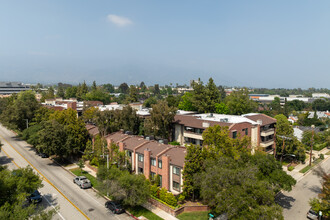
[302,156,330,176]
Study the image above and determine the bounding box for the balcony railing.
[260,128,275,137]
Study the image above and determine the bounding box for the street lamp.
[309,125,315,167]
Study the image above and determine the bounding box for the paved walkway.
[283,148,330,182]
[67,162,178,220]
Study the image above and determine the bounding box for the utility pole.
[309,125,315,167]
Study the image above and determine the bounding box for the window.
[151,172,156,179]
[232,131,237,139]
[173,181,180,191]
[159,175,162,187]
[173,166,180,175]
[158,160,162,169]
[242,128,248,135]
[138,154,144,162]
[151,158,156,166]
[127,151,132,158]
[138,167,143,174]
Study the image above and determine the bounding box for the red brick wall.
[144,150,151,179]
[148,197,210,216]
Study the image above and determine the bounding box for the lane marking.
[0,134,90,220]
[1,147,66,220]
[1,147,20,168]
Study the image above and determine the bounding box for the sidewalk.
[68,162,178,220]
[283,148,330,182]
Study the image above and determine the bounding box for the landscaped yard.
[299,158,323,174]
[177,211,209,220]
[70,168,162,220]
[70,168,98,188]
[126,206,164,220]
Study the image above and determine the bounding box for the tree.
[65,86,78,99]
[214,103,229,114]
[97,166,150,207]
[274,114,306,162]
[310,169,330,217]
[178,92,197,111]
[195,157,284,219]
[78,159,85,173]
[92,81,97,92]
[118,83,129,94]
[202,125,250,160]
[37,120,67,158]
[204,78,221,113]
[225,88,258,115]
[144,100,177,139]
[182,144,209,200]
[117,105,140,134]
[153,84,160,95]
[57,86,65,98]
[0,166,56,219]
[103,83,115,93]
[127,85,139,103]
[143,97,157,108]
[1,91,40,131]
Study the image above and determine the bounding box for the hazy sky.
[1,1,330,88]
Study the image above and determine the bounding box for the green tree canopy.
[225,88,258,115]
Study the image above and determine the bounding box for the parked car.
[27,190,42,203]
[307,208,318,219]
[105,201,124,214]
[39,153,49,158]
[73,176,91,189]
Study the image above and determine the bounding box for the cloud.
[107,14,132,27]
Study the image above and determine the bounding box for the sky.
[1,1,330,89]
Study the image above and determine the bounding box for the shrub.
[165,192,178,207]
[90,157,99,167]
[178,194,185,204]
[159,188,167,201]
[150,184,159,198]
[288,166,294,171]
[168,141,180,146]
[320,154,324,160]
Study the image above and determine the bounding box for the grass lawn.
[299,158,323,174]
[126,206,164,220]
[177,211,209,220]
[70,168,98,188]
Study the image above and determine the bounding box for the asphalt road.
[0,124,133,220]
[276,155,330,220]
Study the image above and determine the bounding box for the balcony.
[183,131,203,140]
[260,128,275,137]
[260,140,274,148]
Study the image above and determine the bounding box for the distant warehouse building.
[0,82,31,96]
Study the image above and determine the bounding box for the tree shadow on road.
[0,155,14,166]
[308,185,322,194]
[275,192,296,209]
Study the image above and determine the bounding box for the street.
[276,155,330,220]
[0,124,133,220]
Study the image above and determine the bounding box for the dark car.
[27,190,42,203]
[105,201,124,214]
[39,153,49,158]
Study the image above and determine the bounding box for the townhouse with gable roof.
[105,131,186,195]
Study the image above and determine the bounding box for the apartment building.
[173,113,276,153]
[105,132,186,195]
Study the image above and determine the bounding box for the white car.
[73,176,92,189]
[307,208,318,220]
